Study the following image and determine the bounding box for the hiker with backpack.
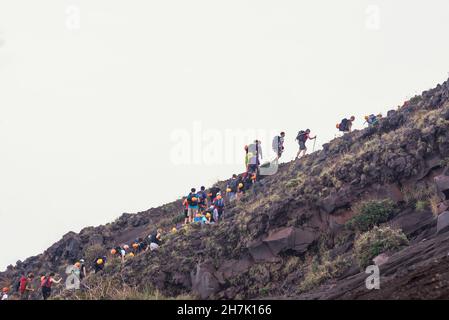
[79,259,87,281]
[198,186,208,212]
[186,188,199,223]
[226,174,240,202]
[364,114,382,127]
[94,257,106,273]
[337,116,355,133]
[272,132,286,159]
[247,140,263,177]
[40,272,62,300]
[18,272,35,300]
[207,186,221,205]
[213,193,225,222]
[148,229,162,251]
[244,145,250,171]
[182,197,189,224]
[295,129,317,159]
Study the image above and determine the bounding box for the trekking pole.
[312,137,317,152]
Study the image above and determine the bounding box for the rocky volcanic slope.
[3,78,449,300]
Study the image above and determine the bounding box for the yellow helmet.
[129,253,135,257]
[97,258,104,265]
[238,183,244,189]
[226,188,232,193]
[172,227,177,233]
[206,213,211,218]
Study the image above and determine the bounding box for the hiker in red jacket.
[40,272,62,300]
[19,273,35,300]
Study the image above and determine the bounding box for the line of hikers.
[184,186,226,224]
[0,113,384,301]
[95,229,164,272]
[2,272,64,301]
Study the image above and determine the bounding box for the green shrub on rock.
[354,226,409,269]
[346,199,397,232]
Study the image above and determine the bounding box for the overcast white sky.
[1,0,449,270]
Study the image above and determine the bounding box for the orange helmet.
[132,243,139,249]
[2,287,9,293]
[110,249,117,255]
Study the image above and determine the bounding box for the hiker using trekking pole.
[336,116,355,133]
[295,129,316,159]
[364,114,382,127]
[272,132,286,160]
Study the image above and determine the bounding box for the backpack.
[19,276,27,292]
[41,277,51,288]
[187,193,198,206]
[15,278,22,292]
[229,179,239,192]
[272,136,281,150]
[339,118,349,131]
[198,191,207,204]
[214,198,225,209]
[367,114,376,124]
[296,130,307,142]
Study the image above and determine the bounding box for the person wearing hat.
[213,193,225,222]
[94,256,106,273]
[1,287,9,300]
